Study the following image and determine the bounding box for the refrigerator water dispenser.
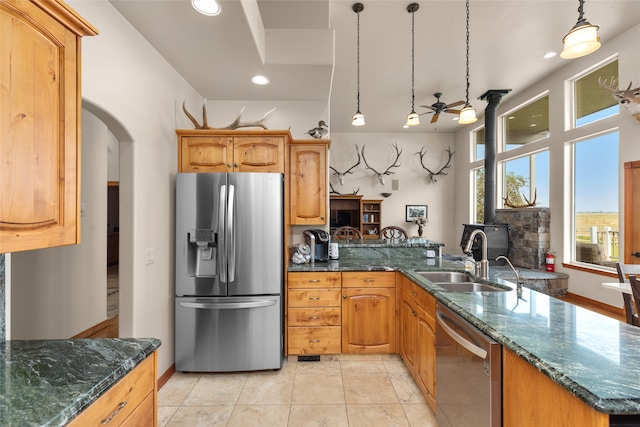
[188,229,217,277]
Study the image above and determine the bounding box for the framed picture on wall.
[406,205,428,222]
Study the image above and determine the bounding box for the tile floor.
[158,354,438,426]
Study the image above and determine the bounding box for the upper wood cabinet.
[0,0,97,253]
[289,140,328,225]
[177,129,288,173]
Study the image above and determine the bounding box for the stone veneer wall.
[495,207,550,270]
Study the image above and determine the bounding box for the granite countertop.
[0,337,161,426]
[288,246,640,415]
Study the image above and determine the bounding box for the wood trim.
[31,0,99,36]
[562,262,617,278]
[559,292,624,321]
[71,316,118,338]
[158,363,176,390]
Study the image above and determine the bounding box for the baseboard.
[158,363,176,390]
[71,316,119,339]
[561,292,625,320]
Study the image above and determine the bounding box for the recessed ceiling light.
[508,116,516,120]
[251,75,270,85]
[543,51,557,59]
[529,123,537,127]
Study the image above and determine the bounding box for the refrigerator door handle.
[219,184,227,283]
[179,300,277,310]
[227,184,236,282]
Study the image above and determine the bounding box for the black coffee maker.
[303,229,330,262]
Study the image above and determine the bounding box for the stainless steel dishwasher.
[435,303,502,427]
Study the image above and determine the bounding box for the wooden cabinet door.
[341,287,395,354]
[0,0,95,253]
[179,135,232,172]
[416,305,436,410]
[399,291,418,373]
[625,161,640,264]
[290,144,327,225]
[234,136,284,173]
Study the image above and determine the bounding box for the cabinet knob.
[321,216,325,220]
[633,252,640,258]
[227,163,232,168]
[412,291,418,297]
[234,163,239,167]
[343,294,347,299]
[412,310,417,317]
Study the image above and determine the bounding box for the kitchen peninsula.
[288,240,640,425]
[0,338,160,426]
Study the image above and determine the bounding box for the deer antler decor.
[598,77,640,122]
[330,145,361,185]
[503,189,538,208]
[329,183,359,195]
[361,143,402,185]
[182,99,276,129]
[416,147,455,183]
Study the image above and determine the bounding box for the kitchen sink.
[435,282,508,293]
[415,271,473,282]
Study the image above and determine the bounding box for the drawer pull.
[309,339,321,343]
[308,279,321,283]
[310,316,320,320]
[308,297,320,300]
[364,278,374,282]
[101,401,128,425]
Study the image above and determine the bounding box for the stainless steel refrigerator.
[175,172,284,372]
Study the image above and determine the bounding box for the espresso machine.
[303,229,330,263]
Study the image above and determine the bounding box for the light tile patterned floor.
[158,354,438,426]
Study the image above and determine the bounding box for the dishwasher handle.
[436,309,488,359]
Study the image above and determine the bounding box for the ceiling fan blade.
[446,109,463,114]
[431,113,440,123]
[419,111,434,116]
[419,105,436,111]
[445,100,465,108]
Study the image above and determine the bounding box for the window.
[473,168,485,224]
[504,95,549,151]
[574,59,619,127]
[501,151,549,208]
[474,127,485,161]
[572,131,619,268]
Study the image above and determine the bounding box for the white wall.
[453,23,640,308]
[317,132,457,248]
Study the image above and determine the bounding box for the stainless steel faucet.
[463,229,489,279]
[496,255,523,296]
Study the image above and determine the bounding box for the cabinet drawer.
[288,307,341,326]
[408,281,436,318]
[288,272,341,288]
[342,271,395,288]
[288,327,341,354]
[288,289,342,307]
[68,355,155,427]
[120,392,154,427]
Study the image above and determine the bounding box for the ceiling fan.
[419,92,465,123]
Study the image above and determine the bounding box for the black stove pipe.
[479,89,511,225]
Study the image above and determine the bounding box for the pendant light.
[458,0,477,125]
[405,3,420,127]
[352,3,365,126]
[560,0,600,59]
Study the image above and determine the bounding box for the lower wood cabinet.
[68,351,157,427]
[398,274,436,411]
[342,272,396,354]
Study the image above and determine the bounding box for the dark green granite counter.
[288,243,640,416]
[0,337,161,426]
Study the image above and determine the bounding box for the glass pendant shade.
[352,111,365,126]
[560,23,600,58]
[405,111,420,126]
[458,105,478,124]
[192,0,222,16]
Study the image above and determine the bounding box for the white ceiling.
[109,0,640,133]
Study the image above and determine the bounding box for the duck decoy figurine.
[305,120,328,139]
